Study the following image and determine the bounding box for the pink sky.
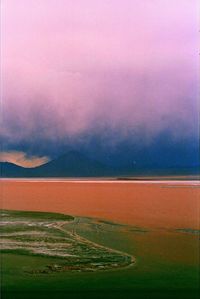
[1,0,199,163]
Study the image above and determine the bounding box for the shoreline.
[1,178,200,185]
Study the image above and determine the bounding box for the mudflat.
[1,180,199,229]
[1,208,199,299]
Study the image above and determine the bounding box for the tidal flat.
[1,180,200,299]
[0,210,134,272]
[1,209,200,299]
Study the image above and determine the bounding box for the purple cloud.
[1,0,199,153]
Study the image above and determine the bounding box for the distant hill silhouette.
[0,162,29,177]
[0,151,114,177]
[0,150,199,178]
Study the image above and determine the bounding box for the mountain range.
[0,150,199,178]
[0,151,114,178]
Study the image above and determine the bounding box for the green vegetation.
[1,210,199,299]
[1,209,74,221]
[175,228,200,235]
[0,210,133,273]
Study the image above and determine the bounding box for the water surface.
[1,179,199,229]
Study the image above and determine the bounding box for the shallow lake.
[1,180,199,229]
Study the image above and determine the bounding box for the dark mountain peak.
[0,162,24,169]
[29,150,112,177]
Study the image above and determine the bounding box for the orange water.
[1,180,199,229]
